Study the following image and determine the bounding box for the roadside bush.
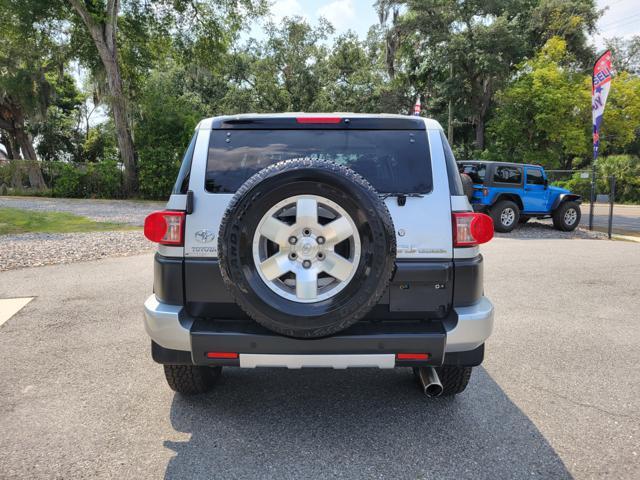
[0,162,13,186]
[52,163,83,197]
[48,160,123,199]
[553,155,640,204]
[84,160,122,198]
[138,147,180,199]
[597,155,640,204]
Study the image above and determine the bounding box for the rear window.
[459,163,487,184]
[205,129,432,194]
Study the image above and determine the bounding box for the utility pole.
[447,63,454,144]
[589,161,596,230]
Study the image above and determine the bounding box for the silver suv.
[143,113,495,397]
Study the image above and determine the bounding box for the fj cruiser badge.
[195,229,216,243]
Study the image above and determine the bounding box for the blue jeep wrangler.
[458,161,582,233]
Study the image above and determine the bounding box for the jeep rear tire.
[164,365,222,395]
[218,158,396,339]
[490,200,520,232]
[552,201,581,231]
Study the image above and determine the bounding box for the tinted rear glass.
[493,166,522,184]
[206,129,432,194]
[459,163,487,184]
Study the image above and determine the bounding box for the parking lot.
[1,235,638,479]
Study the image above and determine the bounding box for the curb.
[611,234,640,243]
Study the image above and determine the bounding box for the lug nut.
[303,229,311,236]
[317,252,325,260]
[288,236,298,245]
[317,236,325,245]
[302,260,312,269]
[289,252,297,260]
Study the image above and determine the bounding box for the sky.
[250,0,379,39]
[261,0,639,48]
[593,0,640,49]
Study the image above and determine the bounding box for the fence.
[547,169,621,238]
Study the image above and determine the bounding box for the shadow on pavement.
[163,367,571,479]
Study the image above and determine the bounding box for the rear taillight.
[144,211,185,245]
[453,212,494,247]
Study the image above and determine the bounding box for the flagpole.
[589,54,597,230]
[589,50,613,231]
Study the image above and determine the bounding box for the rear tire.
[437,366,473,396]
[490,200,520,232]
[552,201,581,231]
[163,365,222,395]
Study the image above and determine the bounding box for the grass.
[0,208,137,235]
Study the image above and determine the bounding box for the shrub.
[84,160,122,198]
[552,155,640,204]
[52,163,83,198]
[138,147,180,199]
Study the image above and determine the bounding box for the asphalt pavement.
[0,238,638,479]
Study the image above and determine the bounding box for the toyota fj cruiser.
[143,114,495,398]
[458,160,582,233]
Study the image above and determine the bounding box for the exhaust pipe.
[416,367,443,397]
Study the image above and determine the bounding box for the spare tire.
[460,173,474,201]
[218,158,396,338]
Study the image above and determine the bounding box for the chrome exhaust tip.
[416,367,443,397]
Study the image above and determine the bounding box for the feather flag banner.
[592,50,613,161]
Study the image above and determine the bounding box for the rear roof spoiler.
[211,116,426,130]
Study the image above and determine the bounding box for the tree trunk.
[100,50,137,195]
[474,116,485,151]
[1,132,16,159]
[14,128,46,189]
[472,77,493,151]
[68,0,138,196]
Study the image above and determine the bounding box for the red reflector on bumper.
[396,353,430,360]
[206,352,239,359]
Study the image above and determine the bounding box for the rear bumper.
[143,294,494,368]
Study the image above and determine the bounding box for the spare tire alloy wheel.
[218,158,396,339]
[253,195,361,303]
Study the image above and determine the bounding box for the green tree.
[136,66,204,198]
[381,0,597,153]
[0,1,67,188]
[487,37,591,169]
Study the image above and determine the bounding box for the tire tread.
[436,365,473,396]
[163,364,221,395]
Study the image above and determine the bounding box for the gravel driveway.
[0,196,164,271]
[0,196,165,225]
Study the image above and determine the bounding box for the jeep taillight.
[144,211,185,246]
[453,212,494,247]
